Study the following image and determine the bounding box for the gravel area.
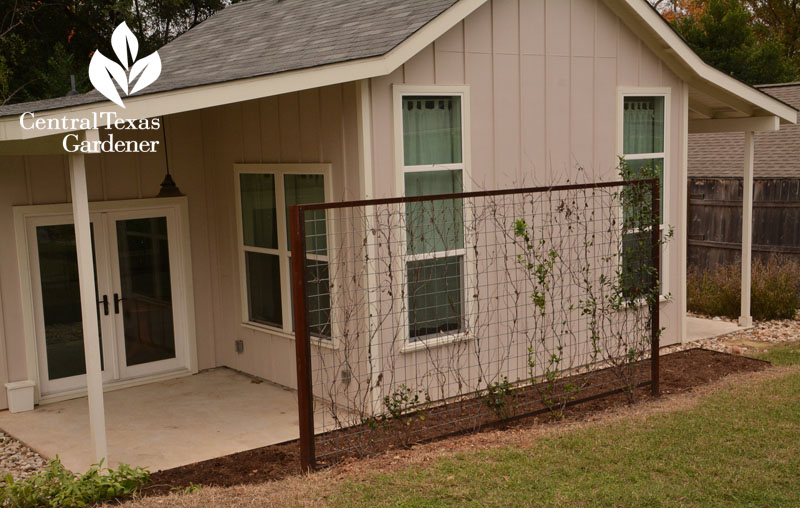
[665,314,800,355]
[0,430,49,482]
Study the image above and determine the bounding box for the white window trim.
[616,87,671,299]
[392,84,475,350]
[233,163,335,344]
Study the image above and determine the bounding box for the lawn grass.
[330,362,800,507]
[756,341,800,366]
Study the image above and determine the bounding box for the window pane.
[285,174,327,255]
[622,231,654,299]
[245,251,282,327]
[36,224,104,380]
[405,170,464,254]
[306,260,331,339]
[623,96,664,155]
[116,217,176,367]
[240,173,277,249]
[407,256,463,341]
[403,96,462,166]
[288,258,331,339]
[623,158,664,224]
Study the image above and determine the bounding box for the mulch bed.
[142,348,767,496]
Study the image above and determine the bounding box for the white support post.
[68,152,108,464]
[679,82,689,343]
[739,131,754,327]
[356,79,382,417]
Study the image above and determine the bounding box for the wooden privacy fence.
[689,178,800,270]
[290,179,662,471]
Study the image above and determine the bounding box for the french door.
[25,203,191,396]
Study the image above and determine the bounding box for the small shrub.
[688,256,800,321]
[381,384,430,448]
[0,457,149,508]
[171,482,203,495]
[382,384,427,421]
[484,376,515,420]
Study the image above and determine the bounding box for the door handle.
[113,293,125,314]
[97,295,109,316]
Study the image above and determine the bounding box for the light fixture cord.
[161,115,170,176]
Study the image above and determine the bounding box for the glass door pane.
[115,216,176,366]
[36,223,103,380]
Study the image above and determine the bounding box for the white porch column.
[739,131,754,327]
[68,152,108,463]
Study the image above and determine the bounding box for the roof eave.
[604,0,797,125]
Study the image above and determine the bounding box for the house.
[0,0,795,470]
[688,82,800,270]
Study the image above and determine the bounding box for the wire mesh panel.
[290,179,661,470]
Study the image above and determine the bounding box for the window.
[236,165,331,338]
[620,94,667,297]
[400,93,467,342]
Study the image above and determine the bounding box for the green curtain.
[621,97,665,298]
[246,251,282,327]
[404,170,464,255]
[623,97,664,155]
[240,173,277,249]
[623,158,664,224]
[403,96,462,166]
[240,173,282,327]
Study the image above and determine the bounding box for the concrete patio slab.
[0,368,307,473]
[686,316,745,342]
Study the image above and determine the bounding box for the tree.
[0,0,33,104]
[135,0,228,50]
[0,0,232,105]
[650,0,707,22]
[744,0,800,71]
[669,0,798,84]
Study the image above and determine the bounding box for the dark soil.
[142,348,767,496]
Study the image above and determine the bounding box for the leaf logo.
[89,22,161,108]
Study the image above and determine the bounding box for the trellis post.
[290,204,316,471]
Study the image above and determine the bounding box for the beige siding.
[0,84,360,406]
[368,0,687,345]
[0,0,690,410]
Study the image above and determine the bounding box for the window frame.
[234,163,334,341]
[393,85,473,351]
[616,87,671,298]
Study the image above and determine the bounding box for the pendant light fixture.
[157,116,183,197]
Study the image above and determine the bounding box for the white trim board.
[616,87,672,297]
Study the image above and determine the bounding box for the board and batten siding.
[0,83,361,406]
[369,0,686,346]
[0,0,690,409]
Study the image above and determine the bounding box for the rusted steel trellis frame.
[289,179,662,472]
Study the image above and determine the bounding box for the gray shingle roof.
[0,0,458,118]
[688,83,800,179]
